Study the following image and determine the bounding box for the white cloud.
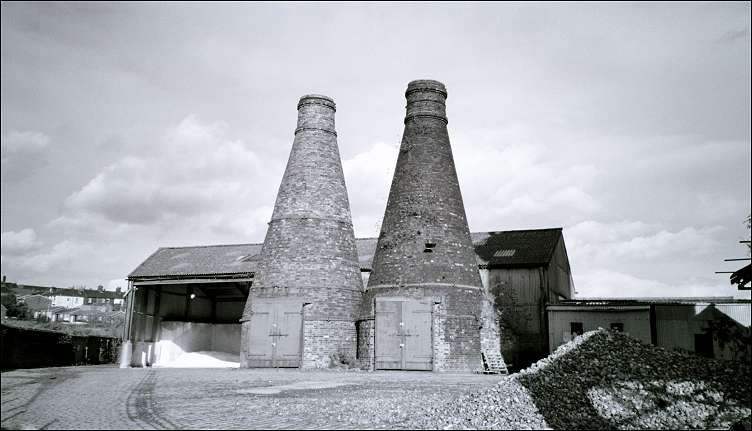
[452,126,603,230]
[1,131,49,152]
[567,220,725,264]
[63,115,281,238]
[106,279,126,291]
[1,239,92,273]
[574,269,744,299]
[0,131,51,181]
[1,116,284,287]
[343,142,398,237]
[1,228,41,254]
[564,220,749,299]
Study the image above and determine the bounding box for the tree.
[1,293,29,319]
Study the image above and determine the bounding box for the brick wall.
[432,302,449,370]
[303,320,356,368]
[359,285,485,372]
[356,319,375,369]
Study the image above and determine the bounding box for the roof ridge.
[481,227,563,234]
[161,242,263,249]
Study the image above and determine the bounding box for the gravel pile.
[408,328,751,429]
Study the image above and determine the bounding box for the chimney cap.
[406,80,447,97]
[298,94,336,111]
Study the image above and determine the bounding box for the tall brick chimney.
[361,80,504,372]
[241,94,363,369]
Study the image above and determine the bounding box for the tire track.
[126,370,179,430]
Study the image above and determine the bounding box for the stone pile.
[407,328,751,430]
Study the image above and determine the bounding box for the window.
[694,334,714,359]
[494,249,516,257]
[570,322,584,337]
[610,323,624,332]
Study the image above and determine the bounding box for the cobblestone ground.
[1,366,504,429]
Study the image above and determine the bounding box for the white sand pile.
[153,351,240,368]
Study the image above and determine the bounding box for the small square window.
[570,322,584,336]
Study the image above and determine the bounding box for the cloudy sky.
[1,2,750,299]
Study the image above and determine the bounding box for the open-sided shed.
[124,243,260,366]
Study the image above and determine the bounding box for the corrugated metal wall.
[547,307,651,352]
[655,305,695,353]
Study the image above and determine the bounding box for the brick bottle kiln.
[359,80,503,372]
[240,94,363,368]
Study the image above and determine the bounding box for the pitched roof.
[472,228,563,267]
[560,297,744,305]
[129,228,565,279]
[2,283,55,297]
[84,290,123,299]
[128,243,263,278]
[49,288,86,297]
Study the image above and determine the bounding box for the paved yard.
[1,366,504,429]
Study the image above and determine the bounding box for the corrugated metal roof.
[128,243,263,278]
[548,305,650,312]
[472,228,562,267]
[695,303,751,327]
[565,297,743,305]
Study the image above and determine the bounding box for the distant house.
[82,286,125,311]
[18,294,52,318]
[48,287,86,308]
[19,286,125,323]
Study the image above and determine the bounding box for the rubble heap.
[407,328,751,430]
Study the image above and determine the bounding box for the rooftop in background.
[560,297,750,305]
[1,282,55,297]
[47,287,123,300]
[472,228,563,267]
[2,282,123,299]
